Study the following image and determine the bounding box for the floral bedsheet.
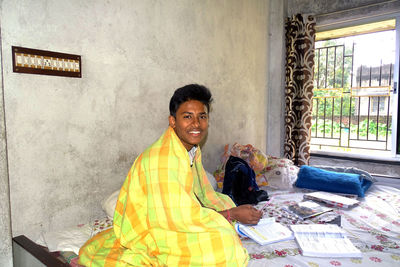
[244,184,400,267]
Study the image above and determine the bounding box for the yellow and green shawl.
[78,126,248,266]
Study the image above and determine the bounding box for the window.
[311,18,400,157]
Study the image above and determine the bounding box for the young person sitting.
[79,84,262,266]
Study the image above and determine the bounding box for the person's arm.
[219,204,262,225]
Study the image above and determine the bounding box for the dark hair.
[169,84,213,117]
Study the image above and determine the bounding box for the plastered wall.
[0,0,270,258]
[287,0,389,16]
[0,13,13,266]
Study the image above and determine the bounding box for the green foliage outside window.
[311,118,390,139]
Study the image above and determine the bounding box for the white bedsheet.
[245,184,400,267]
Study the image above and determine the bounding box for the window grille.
[311,30,396,155]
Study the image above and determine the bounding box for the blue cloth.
[222,156,262,205]
[295,165,373,197]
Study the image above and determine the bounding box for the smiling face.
[169,100,209,151]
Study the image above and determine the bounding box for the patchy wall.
[0,0,269,245]
[287,0,390,17]
[265,0,287,157]
[0,14,13,267]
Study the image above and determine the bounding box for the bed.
[245,184,400,266]
[12,145,400,267]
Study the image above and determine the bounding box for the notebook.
[290,224,362,258]
[235,217,294,246]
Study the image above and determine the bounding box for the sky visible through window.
[316,30,396,73]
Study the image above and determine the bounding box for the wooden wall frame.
[12,46,81,78]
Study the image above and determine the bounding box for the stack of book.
[303,191,359,208]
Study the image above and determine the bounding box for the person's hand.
[230,204,262,225]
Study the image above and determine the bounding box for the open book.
[235,217,293,245]
[283,200,333,220]
[290,224,362,258]
[303,191,359,208]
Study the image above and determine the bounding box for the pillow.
[102,190,120,219]
[262,157,299,189]
[36,223,92,255]
[266,163,299,190]
[36,217,113,255]
[295,165,373,197]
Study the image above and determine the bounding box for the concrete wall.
[287,0,389,17]
[0,1,269,264]
[0,5,13,265]
[265,0,287,157]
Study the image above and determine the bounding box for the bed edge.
[13,235,70,267]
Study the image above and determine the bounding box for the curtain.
[284,14,316,166]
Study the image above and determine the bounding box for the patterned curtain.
[284,14,316,166]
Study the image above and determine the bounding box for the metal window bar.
[387,62,393,150]
[325,47,328,88]
[367,97,370,140]
[357,96,361,140]
[323,98,327,137]
[317,49,321,88]
[376,97,380,140]
[376,60,383,140]
[369,66,372,87]
[331,98,334,138]
[339,97,343,146]
[333,46,337,88]
[386,95,391,150]
[348,43,355,147]
[312,41,394,152]
[315,99,319,136]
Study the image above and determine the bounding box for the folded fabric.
[295,165,373,197]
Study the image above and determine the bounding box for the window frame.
[394,16,400,155]
[312,14,400,162]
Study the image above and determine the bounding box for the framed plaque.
[12,46,81,78]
